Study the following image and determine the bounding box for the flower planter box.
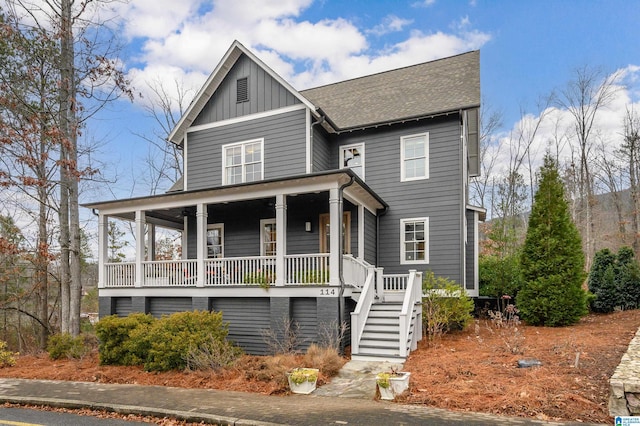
[376,371,410,400]
[286,368,319,394]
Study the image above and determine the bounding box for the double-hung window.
[223,139,263,185]
[206,224,224,258]
[401,133,429,181]
[340,143,364,180]
[400,217,429,264]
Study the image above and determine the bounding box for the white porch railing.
[204,256,276,286]
[383,274,408,291]
[285,253,329,285]
[350,266,377,355]
[104,262,135,287]
[142,260,197,287]
[398,270,423,358]
[343,254,372,288]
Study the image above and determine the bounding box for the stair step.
[363,324,400,333]
[361,332,401,341]
[366,316,400,325]
[356,346,401,357]
[371,303,402,310]
[359,339,399,349]
[367,310,401,319]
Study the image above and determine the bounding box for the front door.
[319,212,351,254]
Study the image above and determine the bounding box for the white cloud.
[368,15,414,36]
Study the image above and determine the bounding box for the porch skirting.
[99,294,354,355]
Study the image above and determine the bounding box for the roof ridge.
[300,50,479,93]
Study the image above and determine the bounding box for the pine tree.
[518,154,587,326]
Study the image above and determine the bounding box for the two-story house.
[84,40,482,362]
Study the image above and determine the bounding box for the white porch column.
[275,194,287,286]
[358,204,365,260]
[196,203,207,287]
[147,223,156,261]
[134,210,145,288]
[98,214,108,289]
[329,187,341,286]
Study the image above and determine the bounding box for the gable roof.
[168,42,480,143]
[300,50,480,132]
[168,40,317,145]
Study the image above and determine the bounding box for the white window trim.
[260,218,276,256]
[222,138,264,185]
[339,142,365,180]
[206,223,224,258]
[400,132,429,182]
[400,217,429,265]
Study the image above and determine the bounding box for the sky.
[5,0,635,204]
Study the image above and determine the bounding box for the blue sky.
[88,0,640,200]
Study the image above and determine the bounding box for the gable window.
[400,217,429,264]
[223,139,263,185]
[236,77,249,103]
[401,133,429,181]
[206,224,224,258]
[340,143,365,180]
[260,219,276,256]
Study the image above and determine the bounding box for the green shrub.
[47,333,88,360]
[588,247,640,312]
[421,271,474,340]
[295,270,329,284]
[0,340,17,367]
[95,313,155,365]
[479,254,523,299]
[243,271,274,289]
[143,310,231,372]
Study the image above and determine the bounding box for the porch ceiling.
[82,170,387,219]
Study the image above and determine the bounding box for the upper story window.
[237,77,249,103]
[340,143,364,180]
[401,133,429,181]
[400,217,429,264]
[223,139,263,185]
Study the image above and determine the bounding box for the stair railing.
[350,266,376,355]
[398,270,423,358]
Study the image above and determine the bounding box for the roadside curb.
[0,395,286,426]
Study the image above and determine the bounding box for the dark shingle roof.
[300,50,480,131]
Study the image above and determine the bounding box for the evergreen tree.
[588,248,619,312]
[518,154,587,326]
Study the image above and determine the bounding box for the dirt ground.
[0,310,638,424]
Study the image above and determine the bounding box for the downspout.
[338,174,355,339]
[375,206,389,267]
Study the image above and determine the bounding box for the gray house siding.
[364,210,377,265]
[335,116,464,282]
[148,297,193,317]
[193,54,300,126]
[465,209,476,291]
[291,298,317,351]
[114,297,131,317]
[311,126,332,172]
[187,108,307,191]
[211,297,271,355]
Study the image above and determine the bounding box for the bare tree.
[554,66,621,268]
[619,107,640,253]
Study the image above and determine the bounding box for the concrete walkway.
[313,360,403,399]
[0,376,602,426]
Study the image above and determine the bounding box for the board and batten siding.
[211,298,271,355]
[186,108,307,191]
[334,116,464,282]
[193,54,300,126]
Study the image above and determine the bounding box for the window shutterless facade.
[400,217,429,264]
[206,224,224,258]
[260,218,276,256]
[400,133,429,181]
[222,139,263,185]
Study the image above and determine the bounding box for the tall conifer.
[519,154,587,326]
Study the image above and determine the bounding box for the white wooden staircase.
[344,257,423,363]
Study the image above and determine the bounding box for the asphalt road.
[0,407,143,425]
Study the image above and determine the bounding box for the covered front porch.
[88,171,386,291]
